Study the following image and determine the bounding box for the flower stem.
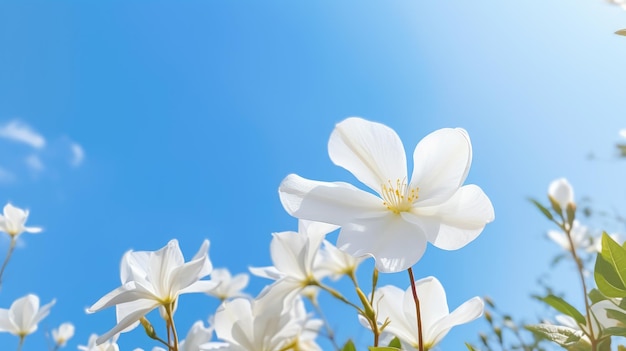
[165,302,179,351]
[408,268,424,351]
[17,335,24,351]
[0,237,17,289]
[561,222,596,350]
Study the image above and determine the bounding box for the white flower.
[87,239,215,344]
[279,117,494,273]
[52,322,75,347]
[0,294,55,338]
[547,220,591,252]
[366,276,483,350]
[201,296,321,351]
[0,203,42,238]
[548,178,574,211]
[179,320,215,351]
[205,268,249,301]
[249,220,335,306]
[78,334,119,351]
[317,239,364,280]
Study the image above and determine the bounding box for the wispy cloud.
[70,142,85,167]
[25,154,44,172]
[0,120,45,149]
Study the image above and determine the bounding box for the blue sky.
[0,1,626,350]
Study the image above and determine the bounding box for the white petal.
[298,220,339,237]
[403,277,449,334]
[0,309,16,334]
[23,226,42,234]
[214,298,254,346]
[427,296,483,346]
[279,174,384,225]
[328,117,407,193]
[4,204,26,224]
[411,128,472,207]
[32,298,55,331]
[411,185,494,250]
[249,266,283,280]
[375,285,418,344]
[96,302,158,345]
[270,232,309,279]
[115,300,157,333]
[87,282,155,313]
[11,294,39,334]
[337,213,427,273]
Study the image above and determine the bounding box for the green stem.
[317,283,365,313]
[408,268,424,351]
[165,302,179,351]
[562,223,596,350]
[17,335,24,351]
[0,237,17,289]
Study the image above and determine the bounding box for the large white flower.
[0,203,42,238]
[366,276,483,350]
[0,293,55,338]
[279,117,494,272]
[87,239,214,344]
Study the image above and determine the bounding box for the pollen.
[381,178,419,214]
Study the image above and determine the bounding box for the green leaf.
[602,232,626,284]
[368,347,402,351]
[465,343,480,351]
[529,198,554,221]
[535,294,586,325]
[595,233,626,297]
[387,337,402,348]
[342,340,356,351]
[525,324,582,347]
[607,308,626,327]
[595,253,626,297]
[616,29,626,36]
[604,326,626,337]
[588,288,608,304]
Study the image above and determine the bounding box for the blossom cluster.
[1,117,497,351]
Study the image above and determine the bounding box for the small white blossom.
[0,203,42,238]
[0,294,55,338]
[52,322,74,347]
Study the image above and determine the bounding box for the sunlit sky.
[1,1,626,350]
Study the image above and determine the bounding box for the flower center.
[381,179,419,214]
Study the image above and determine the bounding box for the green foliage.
[387,337,402,348]
[341,340,356,351]
[465,342,480,351]
[368,347,402,351]
[529,198,554,221]
[595,233,626,298]
[525,324,583,348]
[534,294,585,325]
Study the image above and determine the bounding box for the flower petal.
[87,282,156,313]
[403,277,449,337]
[374,285,418,344]
[427,296,483,346]
[96,301,159,345]
[279,174,384,225]
[328,117,408,193]
[337,213,427,273]
[410,185,494,250]
[411,128,472,207]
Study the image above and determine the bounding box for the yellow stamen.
[381,178,419,214]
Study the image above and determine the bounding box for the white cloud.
[25,154,44,172]
[0,120,45,149]
[70,142,85,167]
